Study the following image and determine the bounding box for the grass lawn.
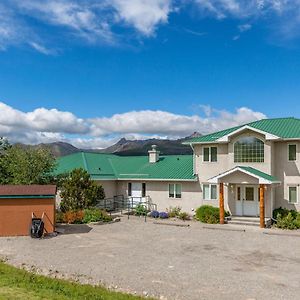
[0,261,148,300]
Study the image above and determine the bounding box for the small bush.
[273,207,298,219]
[134,204,149,216]
[55,211,64,223]
[195,205,220,224]
[167,206,181,218]
[83,208,112,223]
[150,210,160,218]
[159,212,169,219]
[63,210,84,224]
[276,213,300,230]
[178,212,190,221]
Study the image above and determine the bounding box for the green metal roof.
[238,166,279,183]
[184,117,300,144]
[55,152,196,181]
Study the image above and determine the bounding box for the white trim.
[116,178,198,182]
[207,166,281,185]
[217,125,280,142]
[287,143,297,162]
[288,185,298,204]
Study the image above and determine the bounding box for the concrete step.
[227,217,271,227]
[227,220,260,227]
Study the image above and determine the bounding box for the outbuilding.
[0,185,56,236]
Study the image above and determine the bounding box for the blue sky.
[1,0,300,148]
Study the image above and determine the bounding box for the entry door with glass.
[236,185,259,216]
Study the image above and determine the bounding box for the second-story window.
[288,144,297,161]
[203,146,217,162]
[234,137,264,163]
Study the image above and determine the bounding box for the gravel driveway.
[0,217,300,300]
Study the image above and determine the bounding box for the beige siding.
[117,180,202,214]
[96,180,118,199]
[274,141,300,211]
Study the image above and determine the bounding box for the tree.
[0,137,11,182]
[60,168,105,212]
[0,145,56,184]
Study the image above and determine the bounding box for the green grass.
[0,261,148,300]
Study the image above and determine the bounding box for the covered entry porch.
[208,166,280,228]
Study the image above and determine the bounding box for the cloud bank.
[0,1,300,53]
[0,101,266,148]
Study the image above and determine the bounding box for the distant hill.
[16,132,202,157]
[16,142,80,157]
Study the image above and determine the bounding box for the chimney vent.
[148,145,160,163]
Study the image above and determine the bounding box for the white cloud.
[0,101,266,148]
[1,0,300,52]
[110,0,172,36]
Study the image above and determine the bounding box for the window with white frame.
[288,186,298,204]
[169,183,181,198]
[288,144,297,161]
[203,146,217,162]
[203,184,218,200]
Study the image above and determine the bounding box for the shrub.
[83,208,112,223]
[195,205,220,224]
[159,212,169,219]
[63,210,84,224]
[178,212,190,221]
[276,213,300,230]
[55,211,64,223]
[167,206,181,218]
[60,168,105,212]
[273,207,298,219]
[150,210,160,218]
[134,204,149,216]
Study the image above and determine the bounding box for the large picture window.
[234,137,264,163]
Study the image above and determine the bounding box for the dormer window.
[234,137,264,163]
[203,146,217,162]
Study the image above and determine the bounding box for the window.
[288,186,298,204]
[288,144,297,161]
[203,184,218,200]
[237,186,241,201]
[234,137,264,163]
[128,183,132,196]
[203,147,218,162]
[142,183,146,197]
[245,187,254,201]
[169,184,181,198]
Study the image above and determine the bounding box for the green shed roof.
[55,152,196,181]
[184,117,300,144]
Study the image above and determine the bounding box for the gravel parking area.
[0,217,300,300]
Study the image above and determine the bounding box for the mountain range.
[17,132,201,157]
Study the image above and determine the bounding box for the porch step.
[227,217,261,227]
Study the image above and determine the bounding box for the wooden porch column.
[219,182,225,225]
[259,184,265,228]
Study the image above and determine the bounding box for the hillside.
[16,132,201,157]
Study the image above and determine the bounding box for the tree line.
[0,137,105,211]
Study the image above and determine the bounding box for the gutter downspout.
[190,143,196,175]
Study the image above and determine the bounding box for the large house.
[56,117,300,227]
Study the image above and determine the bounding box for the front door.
[236,185,259,216]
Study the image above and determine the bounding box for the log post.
[219,182,225,225]
[259,184,265,228]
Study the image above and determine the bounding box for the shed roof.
[0,185,57,198]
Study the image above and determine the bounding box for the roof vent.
[148,145,160,163]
